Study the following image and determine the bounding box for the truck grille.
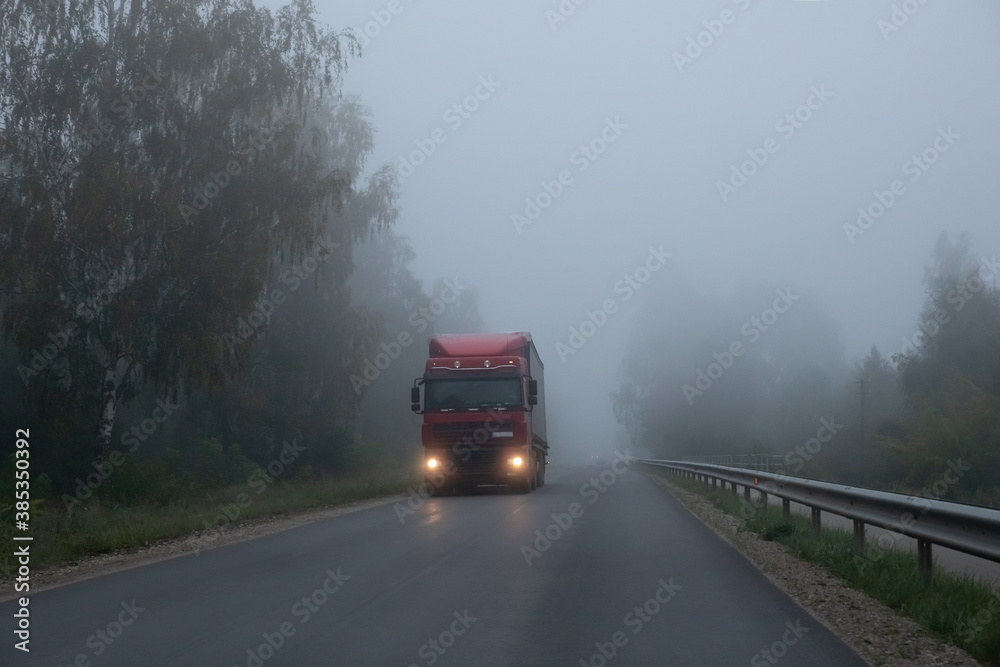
[451,447,504,476]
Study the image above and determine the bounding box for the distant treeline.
[614,233,1000,506]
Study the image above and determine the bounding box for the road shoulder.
[648,473,980,667]
[0,495,402,602]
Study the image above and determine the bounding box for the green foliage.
[0,0,364,454]
[90,438,265,505]
[759,522,795,541]
[878,233,1000,501]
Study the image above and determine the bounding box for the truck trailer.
[410,332,547,494]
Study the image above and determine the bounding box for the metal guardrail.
[640,459,1000,581]
[679,454,785,473]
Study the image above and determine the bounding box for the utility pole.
[856,377,870,479]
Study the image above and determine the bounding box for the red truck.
[410,332,547,494]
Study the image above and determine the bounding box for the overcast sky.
[261,0,1000,454]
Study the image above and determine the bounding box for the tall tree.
[882,233,1000,499]
[896,233,1000,402]
[1,0,359,455]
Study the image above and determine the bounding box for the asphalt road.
[2,461,868,666]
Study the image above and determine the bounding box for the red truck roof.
[429,332,533,358]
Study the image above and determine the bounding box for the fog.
[262,0,1000,461]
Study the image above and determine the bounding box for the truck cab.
[411,332,547,494]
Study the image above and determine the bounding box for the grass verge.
[0,470,418,578]
[653,469,1000,666]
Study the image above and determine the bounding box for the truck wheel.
[511,473,531,494]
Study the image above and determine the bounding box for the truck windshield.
[424,378,522,410]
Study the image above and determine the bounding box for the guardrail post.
[744,485,751,502]
[918,539,932,583]
[645,458,1000,580]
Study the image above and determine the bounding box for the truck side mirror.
[528,395,538,405]
[529,379,538,396]
[411,387,420,404]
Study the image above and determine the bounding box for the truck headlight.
[427,458,439,469]
[507,456,523,466]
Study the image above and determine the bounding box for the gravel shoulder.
[649,473,981,667]
[0,494,402,603]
